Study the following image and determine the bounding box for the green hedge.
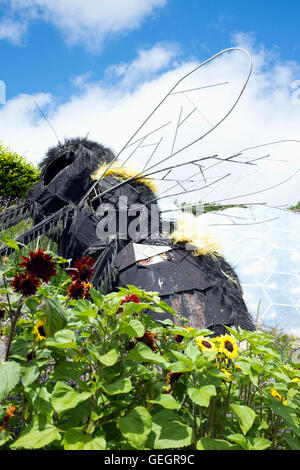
[0,142,40,200]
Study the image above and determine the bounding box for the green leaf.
[284,434,300,450]
[197,437,233,450]
[250,437,272,450]
[120,319,145,338]
[45,329,77,349]
[227,433,247,449]
[149,394,181,410]
[98,349,119,367]
[230,404,256,435]
[30,386,52,414]
[0,264,14,276]
[169,360,193,373]
[72,299,98,319]
[3,236,20,252]
[22,365,40,387]
[251,344,280,361]
[185,342,201,362]
[127,341,166,365]
[121,301,150,316]
[52,362,87,383]
[117,406,152,449]
[102,378,132,395]
[0,361,21,400]
[42,296,67,336]
[51,382,92,414]
[153,299,176,314]
[227,434,271,451]
[149,409,193,449]
[235,358,258,386]
[0,429,10,447]
[187,385,216,407]
[269,399,300,437]
[63,428,106,450]
[9,338,29,361]
[89,286,104,309]
[25,297,39,314]
[10,415,61,449]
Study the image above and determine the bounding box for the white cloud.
[1,37,300,209]
[0,0,166,50]
[0,17,27,44]
[105,43,180,89]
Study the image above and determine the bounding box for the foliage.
[289,200,300,212]
[0,242,299,451]
[0,142,40,200]
[175,200,247,215]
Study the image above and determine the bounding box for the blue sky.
[0,0,300,207]
[1,0,300,101]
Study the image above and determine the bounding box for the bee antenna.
[32,97,61,144]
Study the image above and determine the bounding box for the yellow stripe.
[91,161,158,193]
[170,213,222,257]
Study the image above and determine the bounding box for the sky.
[0,0,300,209]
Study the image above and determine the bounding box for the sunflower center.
[202,340,212,349]
[38,325,46,337]
[225,340,234,352]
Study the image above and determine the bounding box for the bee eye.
[43,152,75,185]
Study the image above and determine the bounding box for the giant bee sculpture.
[1,47,298,335]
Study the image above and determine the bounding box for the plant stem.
[220,382,232,439]
[193,402,198,449]
[5,297,24,360]
[271,416,281,449]
[198,406,203,438]
[206,397,216,438]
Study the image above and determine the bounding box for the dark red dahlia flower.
[118,293,141,314]
[136,330,158,351]
[166,372,183,384]
[174,334,184,343]
[121,294,141,305]
[71,256,95,282]
[0,404,16,431]
[67,280,91,300]
[19,249,57,283]
[11,272,41,297]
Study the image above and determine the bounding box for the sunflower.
[32,320,47,342]
[11,272,41,297]
[220,368,233,381]
[195,336,217,353]
[67,280,91,300]
[71,256,95,282]
[270,388,287,405]
[218,334,239,360]
[174,326,194,343]
[19,249,57,283]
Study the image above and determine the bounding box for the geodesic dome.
[198,205,300,337]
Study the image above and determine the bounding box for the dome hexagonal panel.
[198,205,300,336]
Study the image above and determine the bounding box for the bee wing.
[82,48,253,205]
